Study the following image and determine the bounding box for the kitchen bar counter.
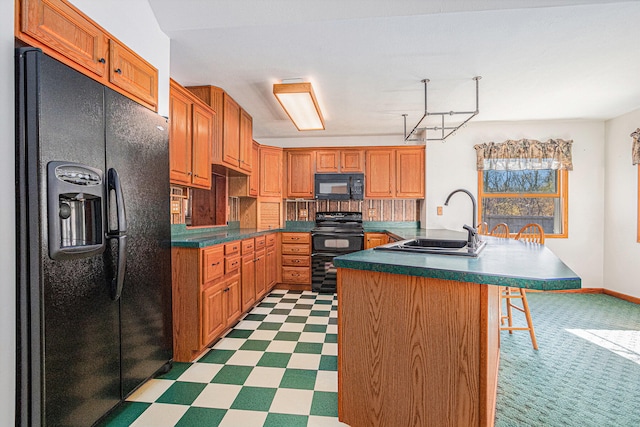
[334,230,581,291]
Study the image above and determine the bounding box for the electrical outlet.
[437,206,443,216]
[368,208,376,217]
[299,209,308,219]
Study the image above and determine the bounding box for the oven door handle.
[312,252,354,258]
[311,232,365,237]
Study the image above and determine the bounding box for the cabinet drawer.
[281,244,310,255]
[281,232,310,244]
[202,245,224,283]
[241,238,255,255]
[281,266,311,284]
[282,255,310,267]
[266,233,277,247]
[255,235,266,250]
[225,241,241,255]
[226,255,241,274]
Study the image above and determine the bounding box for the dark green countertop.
[333,230,581,291]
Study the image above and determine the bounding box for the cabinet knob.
[211,262,220,266]
[293,259,300,263]
[115,68,122,74]
[187,172,192,176]
[98,58,106,64]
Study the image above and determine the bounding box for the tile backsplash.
[285,199,420,222]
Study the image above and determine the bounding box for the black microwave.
[314,173,364,200]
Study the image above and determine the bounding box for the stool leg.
[521,289,538,350]
[506,288,514,334]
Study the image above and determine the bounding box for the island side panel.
[480,284,500,426]
[337,268,498,427]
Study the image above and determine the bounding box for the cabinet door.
[241,254,256,312]
[254,249,267,300]
[201,284,225,346]
[260,146,283,197]
[109,40,158,110]
[249,141,259,196]
[226,273,242,325]
[222,93,240,168]
[169,85,192,185]
[286,151,315,198]
[341,150,365,172]
[365,233,389,249]
[396,148,425,198]
[239,109,253,173]
[365,150,395,198]
[316,150,339,173]
[191,104,213,189]
[266,245,277,291]
[21,0,109,77]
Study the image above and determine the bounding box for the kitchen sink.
[374,238,486,257]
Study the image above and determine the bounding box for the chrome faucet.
[444,188,479,249]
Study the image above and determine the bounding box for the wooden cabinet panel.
[201,284,225,346]
[225,241,241,255]
[239,109,253,173]
[222,93,240,168]
[109,40,158,110]
[282,233,311,244]
[241,254,256,311]
[185,85,225,164]
[191,104,213,188]
[280,232,311,286]
[266,245,277,291]
[396,148,425,198]
[281,266,311,284]
[260,146,283,197]
[281,244,309,255]
[225,256,241,274]
[249,142,259,197]
[241,238,255,255]
[202,246,224,284]
[20,0,109,77]
[341,150,365,172]
[225,273,242,325]
[255,235,266,250]
[365,150,395,198]
[316,150,339,173]
[169,86,192,185]
[286,151,315,198]
[282,255,310,267]
[365,233,389,249]
[255,248,267,300]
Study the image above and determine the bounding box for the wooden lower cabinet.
[241,251,256,312]
[365,232,389,249]
[255,248,267,301]
[201,272,240,346]
[280,233,311,288]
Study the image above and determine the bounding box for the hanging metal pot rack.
[403,76,481,142]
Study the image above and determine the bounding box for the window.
[478,168,568,238]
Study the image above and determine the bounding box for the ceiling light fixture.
[403,76,481,142]
[273,80,325,131]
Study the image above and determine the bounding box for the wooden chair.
[477,221,489,235]
[500,223,544,350]
[489,223,510,238]
[514,223,545,244]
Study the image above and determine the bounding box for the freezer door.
[16,49,121,427]
[105,88,173,397]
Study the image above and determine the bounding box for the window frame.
[477,168,569,238]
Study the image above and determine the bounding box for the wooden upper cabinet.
[20,0,109,77]
[222,93,241,169]
[365,149,395,198]
[239,109,253,173]
[249,141,259,197]
[260,145,283,197]
[169,80,212,189]
[185,85,224,165]
[286,150,315,198]
[316,150,339,173]
[109,40,158,110]
[191,104,214,188]
[17,0,159,111]
[396,147,425,198]
[169,85,192,185]
[340,150,365,172]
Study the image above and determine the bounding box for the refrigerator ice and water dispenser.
[47,161,105,260]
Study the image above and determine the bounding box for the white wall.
[1,2,15,426]
[604,108,640,298]
[69,0,171,115]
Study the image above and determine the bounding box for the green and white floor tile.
[101,290,347,427]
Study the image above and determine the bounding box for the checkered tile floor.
[100,290,347,427]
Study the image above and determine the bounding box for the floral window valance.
[631,129,640,165]
[473,138,573,171]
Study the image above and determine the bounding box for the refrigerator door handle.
[107,168,128,301]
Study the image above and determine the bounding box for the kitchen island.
[333,232,580,427]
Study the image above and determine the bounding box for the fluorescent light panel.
[273,82,325,131]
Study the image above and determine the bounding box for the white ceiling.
[148,0,640,140]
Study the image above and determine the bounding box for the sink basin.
[374,238,486,257]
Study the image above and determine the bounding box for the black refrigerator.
[15,47,173,426]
